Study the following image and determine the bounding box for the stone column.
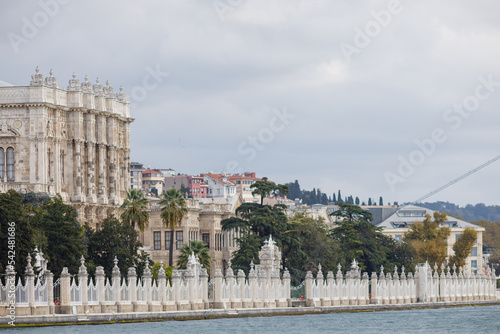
[60,267,71,314]
[171,269,181,309]
[185,267,196,310]
[408,272,416,303]
[78,256,89,313]
[316,265,324,307]
[127,267,138,311]
[95,266,106,313]
[24,254,36,314]
[97,144,108,204]
[394,267,402,304]
[45,270,54,314]
[212,268,223,309]
[86,143,96,203]
[111,257,121,312]
[108,146,118,204]
[370,272,378,304]
[379,269,388,305]
[142,260,152,312]
[304,271,313,307]
[72,140,84,202]
[200,268,209,309]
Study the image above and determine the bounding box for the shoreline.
[2,300,499,327]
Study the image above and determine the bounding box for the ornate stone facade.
[0,67,133,227]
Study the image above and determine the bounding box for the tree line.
[286,180,387,206]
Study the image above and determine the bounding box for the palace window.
[165,232,171,249]
[471,260,477,268]
[6,148,14,182]
[471,247,477,256]
[0,148,4,181]
[176,231,183,249]
[154,231,161,250]
[202,233,210,247]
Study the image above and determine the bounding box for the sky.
[1,0,500,206]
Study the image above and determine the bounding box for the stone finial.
[44,69,58,88]
[200,268,208,277]
[214,268,222,277]
[116,85,128,103]
[95,266,105,276]
[78,255,87,275]
[67,72,81,91]
[30,66,44,86]
[112,256,120,276]
[305,270,313,279]
[61,267,70,277]
[237,269,245,278]
[127,266,137,277]
[407,272,413,279]
[143,259,151,277]
[104,80,116,98]
[158,261,166,279]
[93,77,104,96]
[81,74,92,92]
[362,272,369,279]
[25,253,34,276]
[452,263,457,275]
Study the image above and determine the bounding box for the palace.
[0,67,133,227]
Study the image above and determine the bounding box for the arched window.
[6,147,14,182]
[0,148,4,181]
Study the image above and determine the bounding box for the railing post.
[248,264,257,308]
[258,269,268,307]
[226,265,235,309]
[95,266,106,313]
[157,262,167,311]
[78,256,89,312]
[336,265,344,306]
[304,271,313,307]
[60,267,71,314]
[362,272,369,305]
[142,260,152,312]
[24,254,36,314]
[237,269,246,307]
[213,268,223,309]
[185,266,195,310]
[200,268,209,309]
[317,265,324,307]
[172,269,181,309]
[283,268,292,307]
[370,272,378,304]
[111,257,121,312]
[45,270,54,314]
[128,266,138,311]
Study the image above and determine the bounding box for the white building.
[202,173,237,198]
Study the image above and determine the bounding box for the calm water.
[5,305,500,333]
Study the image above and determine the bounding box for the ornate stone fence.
[0,253,208,316]
[1,238,497,316]
[304,261,497,307]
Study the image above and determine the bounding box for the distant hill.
[418,201,500,222]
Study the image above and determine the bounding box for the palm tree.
[159,188,188,267]
[176,240,211,275]
[120,189,150,239]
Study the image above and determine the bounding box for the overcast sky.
[1,0,500,206]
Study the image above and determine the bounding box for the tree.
[330,203,414,273]
[0,190,37,277]
[403,212,450,267]
[176,240,211,274]
[159,188,187,267]
[230,232,262,275]
[332,193,337,203]
[368,198,372,206]
[85,216,150,278]
[120,189,150,235]
[31,195,86,278]
[355,197,360,205]
[151,261,173,282]
[379,196,384,206]
[448,227,477,269]
[251,177,289,205]
[337,190,342,203]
